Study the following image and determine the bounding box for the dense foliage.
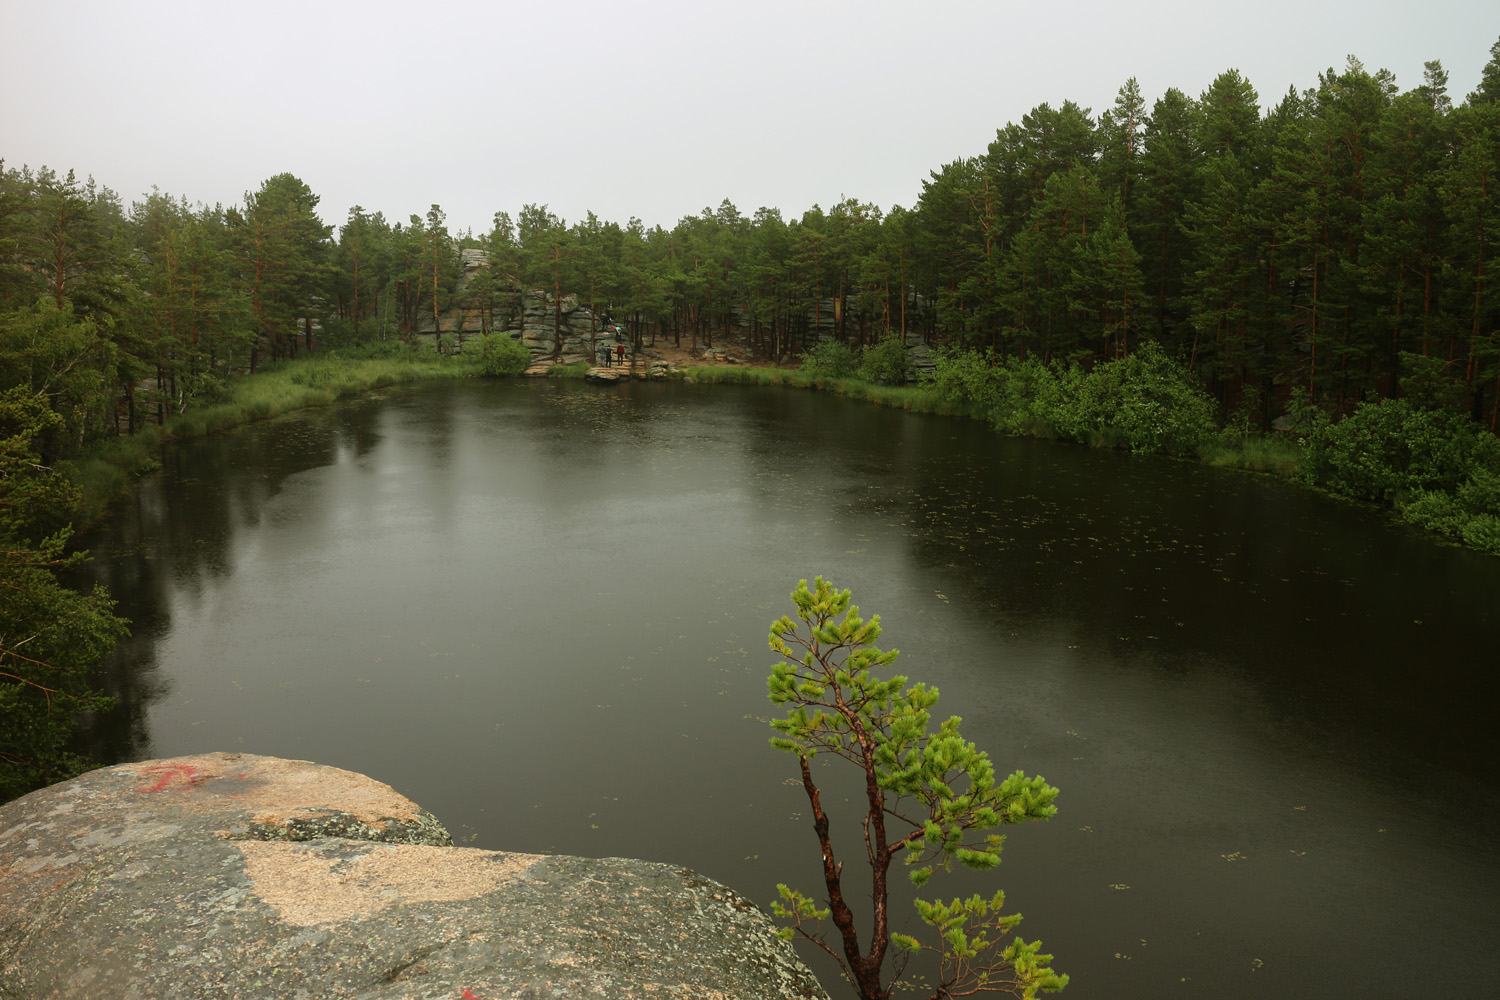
[1300,398,1500,552]
[768,577,1064,1000]
[926,342,1217,455]
[857,336,914,386]
[472,332,532,376]
[0,388,125,798]
[799,339,860,380]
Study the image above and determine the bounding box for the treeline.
[918,45,1500,430]
[4,38,1499,456]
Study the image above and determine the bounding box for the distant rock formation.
[0,753,829,1000]
[411,250,609,362]
[419,250,935,368]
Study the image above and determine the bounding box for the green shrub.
[856,336,911,386]
[471,332,532,376]
[799,339,860,379]
[1304,398,1500,555]
[1303,398,1500,505]
[924,346,1008,409]
[1461,513,1500,553]
[1037,361,1101,443]
[1278,393,1334,439]
[1107,342,1218,455]
[924,352,1064,436]
[178,369,230,405]
[931,341,1213,456]
[1399,466,1500,554]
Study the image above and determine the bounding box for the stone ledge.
[0,753,829,1000]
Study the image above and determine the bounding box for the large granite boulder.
[0,753,829,1000]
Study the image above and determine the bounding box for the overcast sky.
[3,0,1498,237]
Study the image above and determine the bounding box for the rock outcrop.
[0,753,829,1000]
[412,250,607,362]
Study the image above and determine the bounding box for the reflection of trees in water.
[736,387,1500,781]
[69,379,668,763]
[71,621,169,764]
[71,399,388,763]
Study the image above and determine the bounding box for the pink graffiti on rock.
[133,764,204,793]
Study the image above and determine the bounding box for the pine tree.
[768,577,1065,1000]
[1098,78,1146,206]
[517,204,572,358]
[1438,101,1500,425]
[912,159,992,347]
[1198,69,1262,160]
[1135,88,1200,341]
[1466,36,1500,107]
[743,208,791,357]
[424,205,458,350]
[999,165,1109,360]
[131,196,247,421]
[239,173,330,366]
[1361,69,1454,396]
[1181,153,1260,384]
[1,386,127,800]
[334,206,391,344]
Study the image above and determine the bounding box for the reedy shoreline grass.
[1198,433,1304,477]
[546,360,590,379]
[683,365,983,418]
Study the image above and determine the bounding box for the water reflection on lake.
[76,378,1500,999]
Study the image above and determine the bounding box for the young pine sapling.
[767,577,1066,1000]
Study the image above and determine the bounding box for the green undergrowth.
[1198,433,1304,477]
[1299,398,1500,555]
[715,345,1300,480]
[63,348,477,524]
[684,365,974,416]
[546,361,590,379]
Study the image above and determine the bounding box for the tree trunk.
[433,257,443,353]
[352,256,361,342]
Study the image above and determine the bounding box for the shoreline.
[61,344,1495,559]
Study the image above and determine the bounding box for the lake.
[76,377,1500,999]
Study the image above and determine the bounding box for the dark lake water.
[75,378,1500,999]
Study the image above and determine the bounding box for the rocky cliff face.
[414,250,609,362]
[0,753,829,1000]
[421,250,936,369]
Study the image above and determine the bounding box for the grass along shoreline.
[63,349,1492,556]
[683,362,1305,477]
[684,363,978,415]
[63,349,477,526]
[686,359,1495,555]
